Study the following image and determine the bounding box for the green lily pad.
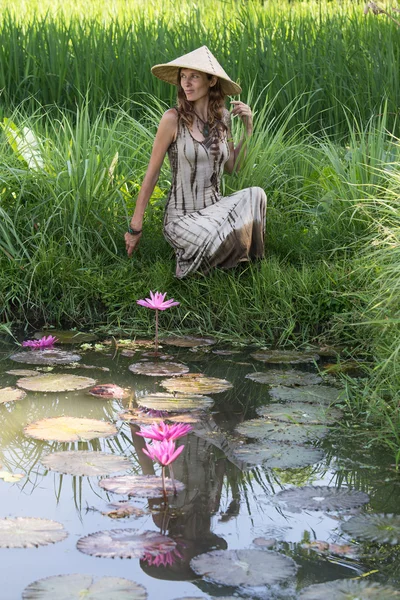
[274,486,369,513]
[10,349,82,365]
[298,579,400,599]
[41,451,132,476]
[17,374,96,392]
[0,386,26,404]
[77,529,176,559]
[24,416,117,442]
[119,408,202,424]
[251,350,320,364]
[6,369,42,377]
[341,513,400,545]
[128,362,189,377]
[136,393,214,413]
[99,475,185,498]
[0,517,67,548]
[232,442,324,469]
[22,575,147,600]
[235,419,328,443]
[161,374,233,395]
[246,370,322,386]
[190,549,297,586]
[161,336,216,347]
[256,402,343,425]
[88,384,129,399]
[269,385,345,405]
[34,330,97,344]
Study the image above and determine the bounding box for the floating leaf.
[0,471,24,482]
[24,417,117,442]
[341,513,400,545]
[212,349,240,356]
[251,350,320,364]
[34,330,97,344]
[77,529,176,559]
[128,362,189,377]
[6,369,41,377]
[269,385,345,405]
[17,374,96,393]
[136,393,214,413]
[0,517,67,548]
[119,408,202,424]
[232,442,324,469]
[41,451,131,476]
[235,419,328,443]
[300,540,359,559]
[274,486,369,512]
[246,370,322,386]
[22,574,147,600]
[190,549,297,586]
[88,384,129,399]
[99,475,185,498]
[161,336,216,347]
[10,349,82,365]
[256,402,343,425]
[102,502,146,519]
[161,374,233,395]
[0,386,26,404]
[298,579,400,599]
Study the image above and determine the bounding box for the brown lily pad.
[22,575,147,600]
[128,362,189,377]
[102,502,146,519]
[77,529,176,559]
[0,386,26,404]
[6,369,42,377]
[10,349,82,365]
[24,416,117,442]
[161,336,216,347]
[246,370,322,386]
[136,393,214,413]
[161,374,233,395]
[17,374,96,393]
[256,402,343,425]
[88,384,129,399]
[251,350,320,364]
[0,517,67,548]
[99,475,185,498]
[41,451,132,476]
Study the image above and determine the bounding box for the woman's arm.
[224,101,253,175]
[125,109,178,257]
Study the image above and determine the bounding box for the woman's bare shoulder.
[161,108,179,124]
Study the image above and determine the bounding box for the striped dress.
[163,111,267,278]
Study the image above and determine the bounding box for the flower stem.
[155,309,159,356]
[169,464,177,495]
[161,465,167,503]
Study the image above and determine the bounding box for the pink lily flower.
[22,335,58,349]
[142,439,184,466]
[137,291,180,311]
[142,546,184,567]
[136,421,193,442]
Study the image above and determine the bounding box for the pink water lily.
[142,546,184,567]
[137,291,180,355]
[142,439,184,466]
[22,335,58,349]
[136,421,193,442]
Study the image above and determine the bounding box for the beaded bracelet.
[127,226,143,235]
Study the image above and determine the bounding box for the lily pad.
[212,349,240,356]
[99,475,185,498]
[136,393,214,413]
[298,579,400,599]
[256,402,343,425]
[41,451,132,476]
[232,442,324,469]
[341,513,400,545]
[88,384,129,399]
[0,517,67,548]
[17,374,96,392]
[22,575,147,600]
[77,529,176,559]
[161,374,233,395]
[102,502,146,519]
[235,420,328,443]
[0,471,24,482]
[24,416,117,442]
[6,369,42,377]
[128,362,189,377]
[119,408,202,424]
[246,370,322,386]
[274,486,369,512]
[251,350,320,364]
[190,549,297,586]
[161,336,216,347]
[10,349,82,365]
[34,330,97,344]
[269,385,345,405]
[0,386,26,404]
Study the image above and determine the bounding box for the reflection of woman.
[125,45,267,278]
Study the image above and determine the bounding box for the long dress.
[163,112,267,279]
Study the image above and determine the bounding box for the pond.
[0,334,399,600]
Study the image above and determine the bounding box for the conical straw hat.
[151,46,242,96]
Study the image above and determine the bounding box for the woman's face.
[180,69,215,102]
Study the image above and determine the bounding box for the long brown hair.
[176,69,227,133]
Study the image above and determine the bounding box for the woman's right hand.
[125,231,143,257]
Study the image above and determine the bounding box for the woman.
[125,45,267,278]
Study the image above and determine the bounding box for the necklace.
[193,110,210,137]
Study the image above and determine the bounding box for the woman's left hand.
[230,101,253,135]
